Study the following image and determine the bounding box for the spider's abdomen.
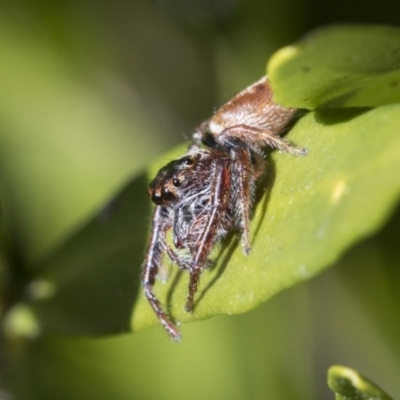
[208,76,297,137]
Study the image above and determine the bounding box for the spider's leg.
[161,241,191,271]
[142,206,181,341]
[185,159,231,312]
[218,124,307,156]
[230,147,256,255]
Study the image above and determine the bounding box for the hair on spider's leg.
[230,146,257,255]
[142,281,181,341]
[142,206,181,341]
[264,134,308,156]
[217,124,308,156]
[161,241,191,271]
[185,266,201,312]
[185,159,231,312]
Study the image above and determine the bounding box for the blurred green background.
[0,0,399,399]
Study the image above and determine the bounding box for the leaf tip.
[267,45,299,76]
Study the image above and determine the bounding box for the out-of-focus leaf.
[328,365,393,400]
[0,17,168,263]
[11,174,151,335]
[268,25,400,109]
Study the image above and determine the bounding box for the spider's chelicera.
[142,76,307,340]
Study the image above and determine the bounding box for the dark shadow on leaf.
[252,155,277,243]
[166,268,183,318]
[319,89,361,108]
[28,173,150,335]
[194,235,239,310]
[314,107,372,125]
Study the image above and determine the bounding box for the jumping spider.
[142,76,307,341]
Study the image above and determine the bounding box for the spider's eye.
[172,178,181,187]
[182,157,194,166]
[151,192,162,205]
[162,188,176,202]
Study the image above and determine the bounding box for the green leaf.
[328,365,393,400]
[7,25,400,338]
[268,25,400,109]
[12,103,400,337]
[13,174,152,335]
[133,105,400,333]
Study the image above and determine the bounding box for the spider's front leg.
[185,158,231,312]
[142,206,181,341]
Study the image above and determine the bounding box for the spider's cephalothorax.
[142,76,307,340]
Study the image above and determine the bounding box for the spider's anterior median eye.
[162,188,176,202]
[172,178,181,187]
